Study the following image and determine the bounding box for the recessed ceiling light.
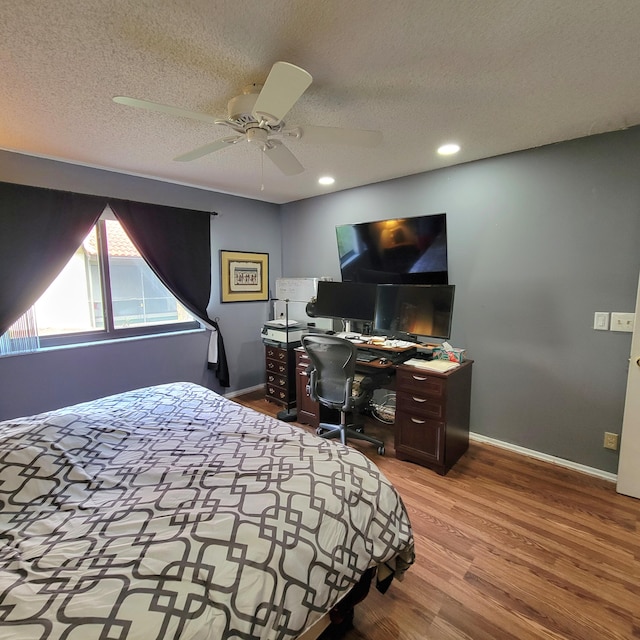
[318,176,335,186]
[437,143,461,156]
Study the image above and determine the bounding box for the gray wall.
[280,128,640,474]
[0,330,211,420]
[0,151,282,418]
[2,127,639,473]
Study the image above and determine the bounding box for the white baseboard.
[470,432,617,483]
[224,384,264,399]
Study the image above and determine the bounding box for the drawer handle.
[412,396,427,403]
[410,417,426,424]
[412,375,428,381]
[279,365,286,373]
[279,353,286,359]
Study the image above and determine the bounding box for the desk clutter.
[337,332,417,349]
[334,333,469,367]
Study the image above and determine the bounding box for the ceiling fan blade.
[252,62,312,124]
[263,141,304,176]
[113,96,222,125]
[295,125,383,147]
[174,136,243,162]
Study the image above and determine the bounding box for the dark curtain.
[110,199,230,387]
[210,319,230,388]
[0,182,106,335]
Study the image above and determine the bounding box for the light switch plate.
[610,312,635,332]
[593,312,609,331]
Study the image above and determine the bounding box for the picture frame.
[220,250,269,303]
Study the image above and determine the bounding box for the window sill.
[0,327,206,359]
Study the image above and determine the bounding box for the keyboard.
[356,352,378,363]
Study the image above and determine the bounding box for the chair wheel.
[377,445,385,455]
[355,426,364,433]
[316,427,324,435]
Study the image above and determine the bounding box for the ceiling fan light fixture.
[246,127,269,148]
[438,143,461,156]
[318,176,335,185]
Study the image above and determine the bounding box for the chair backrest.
[302,335,358,411]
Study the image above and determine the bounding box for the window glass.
[104,220,192,328]
[34,227,104,336]
[2,214,198,355]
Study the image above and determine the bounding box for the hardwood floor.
[233,390,640,640]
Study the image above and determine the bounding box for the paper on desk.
[404,358,460,372]
[266,319,299,327]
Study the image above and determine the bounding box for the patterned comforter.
[0,382,413,639]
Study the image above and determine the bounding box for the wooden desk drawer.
[396,368,446,398]
[265,345,288,361]
[266,385,293,403]
[395,412,444,464]
[266,373,288,388]
[266,359,288,374]
[397,391,444,420]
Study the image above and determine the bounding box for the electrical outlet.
[610,312,635,333]
[603,432,619,450]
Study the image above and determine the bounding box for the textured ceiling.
[2,0,640,204]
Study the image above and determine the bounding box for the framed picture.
[220,250,269,303]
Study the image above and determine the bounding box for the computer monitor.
[373,284,455,340]
[314,281,378,323]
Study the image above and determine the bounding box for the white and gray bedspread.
[0,382,413,639]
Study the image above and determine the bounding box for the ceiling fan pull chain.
[260,149,265,191]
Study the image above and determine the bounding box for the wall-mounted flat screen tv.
[335,213,448,284]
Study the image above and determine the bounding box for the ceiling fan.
[113,61,382,176]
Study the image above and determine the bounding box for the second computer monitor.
[373,284,455,340]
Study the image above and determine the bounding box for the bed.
[0,382,414,639]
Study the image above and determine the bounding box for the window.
[2,212,199,353]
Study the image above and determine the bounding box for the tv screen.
[336,213,448,284]
[373,284,455,340]
[314,281,378,322]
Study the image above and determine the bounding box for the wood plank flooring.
[233,390,640,640]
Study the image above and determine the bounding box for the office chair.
[302,334,386,455]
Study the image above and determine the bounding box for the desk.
[295,345,473,475]
[394,360,473,475]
